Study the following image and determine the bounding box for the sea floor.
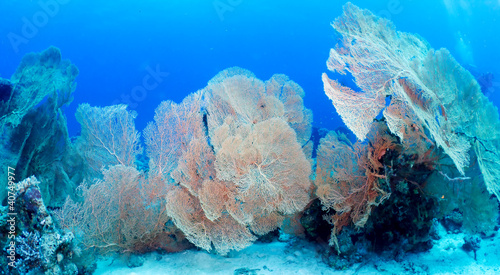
[94,224,500,275]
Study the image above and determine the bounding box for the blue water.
[1,0,499,136]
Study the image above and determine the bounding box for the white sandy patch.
[94,225,500,275]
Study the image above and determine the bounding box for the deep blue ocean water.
[1,0,499,137]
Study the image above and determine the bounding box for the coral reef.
[56,67,313,256]
[0,46,80,207]
[1,4,499,272]
[425,152,499,236]
[314,122,395,250]
[75,104,142,179]
[322,3,500,200]
[316,3,500,268]
[314,121,439,256]
[0,176,85,275]
[145,68,314,255]
[55,165,191,255]
[57,103,190,256]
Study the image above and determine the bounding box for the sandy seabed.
[94,224,500,275]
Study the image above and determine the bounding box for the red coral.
[315,124,395,250]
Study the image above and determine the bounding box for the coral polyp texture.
[322,3,500,199]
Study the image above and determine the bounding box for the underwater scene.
[1,0,500,274]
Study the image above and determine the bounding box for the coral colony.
[1,3,499,274]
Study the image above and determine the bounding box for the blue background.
[1,0,499,137]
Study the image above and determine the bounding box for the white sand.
[94,224,500,275]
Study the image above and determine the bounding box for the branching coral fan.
[315,122,396,249]
[322,2,500,200]
[75,104,142,179]
[53,3,500,260]
[147,67,314,255]
[59,67,313,256]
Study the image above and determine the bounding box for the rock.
[322,253,351,270]
[278,229,293,242]
[57,253,64,263]
[336,228,355,255]
[256,229,279,243]
[299,199,331,242]
[463,235,481,260]
[126,255,145,268]
[62,263,78,275]
[233,267,260,275]
[442,210,463,233]
[285,255,295,263]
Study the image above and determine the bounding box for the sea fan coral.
[147,68,313,255]
[323,3,500,199]
[56,165,184,254]
[75,104,142,178]
[315,123,394,250]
